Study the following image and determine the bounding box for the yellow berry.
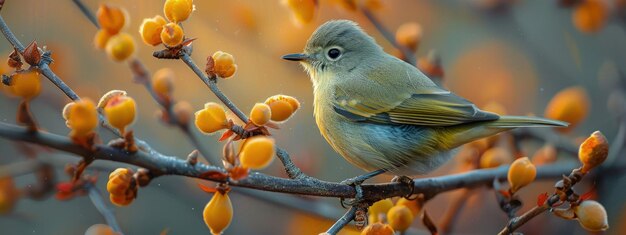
[573,0,607,33]
[152,68,175,101]
[94,29,113,50]
[99,90,136,134]
[105,33,135,62]
[63,99,98,137]
[194,102,228,134]
[160,23,184,47]
[139,15,167,46]
[579,131,608,173]
[395,22,422,51]
[479,147,511,169]
[507,157,536,194]
[106,168,136,206]
[387,205,414,232]
[239,136,276,170]
[361,222,395,235]
[264,95,300,122]
[545,86,589,132]
[531,144,557,166]
[282,0,317,25]
[96,4,127,35]
[574,200,609,232]
[85,224,120,235]
[368,198,393,223]
[9,71,41,100]
[173,101,193,126]
[0,177,18,215]
[203,191,233,235]
[396,197,421,217]
[211,51,237,79]
[249,103,271,126]
[164,0,194,23]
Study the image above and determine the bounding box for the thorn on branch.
[8,48,22,69]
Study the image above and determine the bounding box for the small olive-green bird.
[283,20,567,176]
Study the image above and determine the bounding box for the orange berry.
[164,0,194,23]
[9,70,41,100]
[479,147,511,169]
[531,144,557,166]
[139,15,167,46]
[106,168,136,206]
[387,205,414,232]
[0,177,18,214]
[578,131,608,173]
[105,33,135,62]
[361,222,395,235]
[282,0,317,25]
[507,157,536,194]
[85,224,120,235]
[93,29,113,50]
[368,198,393,223]
[173,101,193,126]
[574,200,609,232]
[211,51,237,79]
[395,22,422,51]
[239,136,276,169]
[63,99,98,137]
[99,90,137,134]
[96,4,127,34]
[249,103,271,126]
[152,68,175,101]
[194,102,228,134]
[203,191,233,235]
[545,86,589,132]
[264,95,300,122]
[160,23,184,47]
[572,0,607,33]
[396,197,421,217]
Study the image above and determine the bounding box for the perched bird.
[283,20,567,177]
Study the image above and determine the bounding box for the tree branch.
[325,206,357,235]
[86,183,122,233]
[0,121,584,201]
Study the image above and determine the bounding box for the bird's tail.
[448,116,568,149]
[484,115,569,128]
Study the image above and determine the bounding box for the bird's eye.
[327,48,342,60]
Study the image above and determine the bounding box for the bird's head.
[282,20,383,87]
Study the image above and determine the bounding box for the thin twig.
[71,0,99,28]
[325,206,357,235]
[86,183,122,233]
[438,188,474,234]
[178,52,307,179]
[497,205,549,235]
[360,8,416,65]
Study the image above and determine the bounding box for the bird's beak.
[282,53,309,61]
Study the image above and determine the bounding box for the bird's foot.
[392,175,418,200]
[339,170,385,208]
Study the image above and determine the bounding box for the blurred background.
[0,0,625,234]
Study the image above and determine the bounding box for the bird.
[282,20,567,182]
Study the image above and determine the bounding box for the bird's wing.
[332,59,499,126]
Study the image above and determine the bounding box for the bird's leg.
[340,169,386,186]
[340,169,385,207]
[392,175,417,200]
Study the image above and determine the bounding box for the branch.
[0,121,585,201]
[71,0,99,28]
[497,205,549,235]
[325,206,357,235]
[86,183,122,233]
[178,52,307,179]
[360,8,416,65]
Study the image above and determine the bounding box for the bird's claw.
[340,185,364,208]
[392,175,417,200]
